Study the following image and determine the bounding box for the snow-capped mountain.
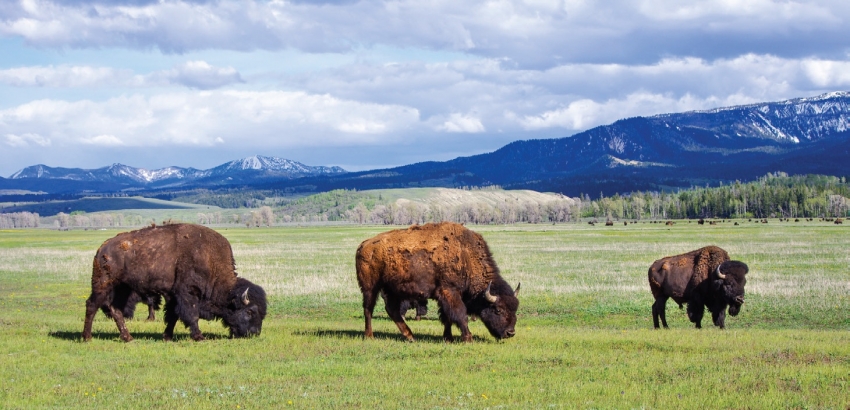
[4,92,849,197]
[208,156,345,177]
[8,156,347,189]
[252,91,850,196]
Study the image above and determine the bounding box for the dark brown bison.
[648,246,748,329]
[83,223,267,342]
[356,222,520,342]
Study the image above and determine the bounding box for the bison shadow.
[49,330,228,342]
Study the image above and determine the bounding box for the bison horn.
[715,265,727,280]
[241,288,250,305]
[514,282,521,296]
[484,282,498,303]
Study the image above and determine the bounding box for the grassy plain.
[0,221,848,408]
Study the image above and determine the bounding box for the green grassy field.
[0,222,848,408]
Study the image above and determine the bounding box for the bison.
[648,246,748,329]
[356,222,520,342]
[83,223,267,342]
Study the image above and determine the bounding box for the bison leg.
[83,293,107,342]
[687,296,705,329]
[179,302,205,341]
[711,307,727,329]
[652,296,669,329]
[384,294,415,342]
[436,288,471,343]
[107,305,133,342]
[163,298,179,341]
[362,288,380,339]
[146,304,157,321]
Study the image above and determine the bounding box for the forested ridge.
[2,173,848,228]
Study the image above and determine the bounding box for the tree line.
[3,173,848,228]
[584,173,849,221]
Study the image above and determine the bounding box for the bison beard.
[82,223,267,342]
[356,222,520,342]
[648,246,748,329]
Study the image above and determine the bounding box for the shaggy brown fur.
[356,222,519,342]
[648,246,747,329]
[83,223,266,342]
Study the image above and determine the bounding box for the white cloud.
[4,132,51,147]
[0,61,243,89]
[2,1,849,66]
[802,60,850,88]
[436,113,486,133]
[147,60,244,89]
[2,1,850,175]
[0,90,421,149]
[79,134,125,146]
[0,65,131,87]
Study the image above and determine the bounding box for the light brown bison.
[83,223,267,342]
[648,246,748,329]
[356,222,520,342]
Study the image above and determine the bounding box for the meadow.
[0,221,847,408]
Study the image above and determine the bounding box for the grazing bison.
[648,246,748,329]
[83,223,267,342]
[356,222,520,342]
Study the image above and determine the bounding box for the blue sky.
[2,0,850,176]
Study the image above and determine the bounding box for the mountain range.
[1,156,346,195]
[3,91,850,199]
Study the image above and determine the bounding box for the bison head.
[713,261,748,316]
[222,278,267,338]
[477,281,521,340]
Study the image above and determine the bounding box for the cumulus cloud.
[2,1,850,175]
[436,113,486,133]
[287,54,850,134]
[0,91,421,149]
[0,61,243,89]
[2,1,850,66]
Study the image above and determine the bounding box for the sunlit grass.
[0,221,848,408]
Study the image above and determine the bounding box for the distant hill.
[3,92,850,198]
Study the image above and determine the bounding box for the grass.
[0,221,848,408]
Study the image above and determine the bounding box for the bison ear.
[514,282,521,297]
[241,288,250,306]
